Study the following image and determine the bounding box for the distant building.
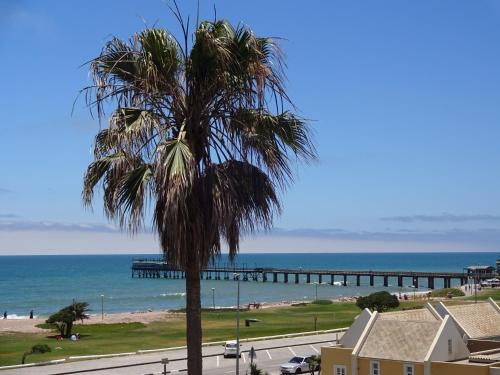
[322,300,500,375]
[466,266,496,277]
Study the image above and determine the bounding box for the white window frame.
[371,360,380,375]
[334,364,347,375]
[403,363,414,375]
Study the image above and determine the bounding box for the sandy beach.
[0,310,183,334]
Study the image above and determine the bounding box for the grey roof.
[358,319,441,362]
[379,308,439,322]
[445,302,500,339]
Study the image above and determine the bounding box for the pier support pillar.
[284,273,288,283]
[444,277,451,288]
[356,275,361,287]
[295,274,299,284]
[413,276,419,288]
[263,273,267,282]
[460,277,466,286]
[330,274,335,285]
[398,276,403,288]
[383,276,389,287]
[307,274,311,284]
[273,272,278,283]
[428,277,434,289]
[370,275,374,286]
[343,274,347,286]
[318,274,322,284]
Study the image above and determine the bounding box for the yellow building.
[322,301,500,375]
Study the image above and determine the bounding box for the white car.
[223,340,240,358]
[280,356,316,374]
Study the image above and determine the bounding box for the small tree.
[356,291,399,312]
[246,363,269,375]
[22,344,51,364]
[309,354,321,375]
[46,302,90,337]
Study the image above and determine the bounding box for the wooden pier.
[131,259,496,289]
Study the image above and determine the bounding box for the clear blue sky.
[1,0,500,254]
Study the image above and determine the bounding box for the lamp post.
[234,273,241,375]
[313,282,319,301]
[101,294,104,320]
[475,270,478,304]
[211,288,215,310]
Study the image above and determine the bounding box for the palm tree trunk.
[185,257,202,375]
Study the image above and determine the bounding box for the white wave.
[159,292,186,298]
[4,314,37,320]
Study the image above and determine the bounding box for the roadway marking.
[310,344,319,353]
[288,347,296,356]
[266,349,272,359]
[242,352,247,363]
[217,355,220,367]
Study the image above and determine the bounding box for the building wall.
[341,309,373,348]
[358,358,423,375]
[468,339,500,353]
[431,361,490,375]
[426,316,470,362]
[321,347,353,375]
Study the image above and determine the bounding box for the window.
[371,360,380,375]
[448,339,452,354]
[334,365,346,375]
[403,363,414,375]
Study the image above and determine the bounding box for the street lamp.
[313,282,319,301]
[101,294,104,320]
[211,288,215,310]
[234,273,241,375]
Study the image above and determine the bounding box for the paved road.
[2,332,343,375]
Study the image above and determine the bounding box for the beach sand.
[0,310,183,334]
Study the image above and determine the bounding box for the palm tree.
[81,7,315,374]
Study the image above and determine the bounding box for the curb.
[68,352,137,360]
[0,359,66,370]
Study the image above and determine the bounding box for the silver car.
[280,356,316,374]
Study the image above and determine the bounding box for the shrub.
[22,344,51,364]
[430,288,465,298]
[356,291,399,312]
[311,299,333,305]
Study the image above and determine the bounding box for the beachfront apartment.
[321,300,500,375]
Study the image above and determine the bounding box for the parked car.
[280,355,318,374]
[223,340,240,358]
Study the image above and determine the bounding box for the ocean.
[0,252,497,317]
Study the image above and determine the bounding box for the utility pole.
[235,273,241,375]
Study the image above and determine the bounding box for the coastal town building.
[466,265,496,277]
[321,301,500,375]
[434,298,500,341]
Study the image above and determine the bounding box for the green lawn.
[0,300,434,366]
[462,287,500,301]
